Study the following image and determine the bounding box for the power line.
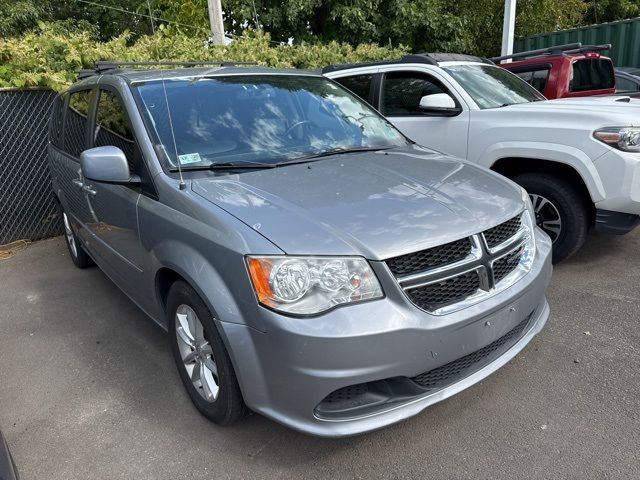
[74,0,209,33]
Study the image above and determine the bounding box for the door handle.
[72,179,83,188]
[83,184,97,196]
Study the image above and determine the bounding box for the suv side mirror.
[419,93,462,116]
[80,146,140,184]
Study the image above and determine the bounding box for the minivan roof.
[78,65,322,85]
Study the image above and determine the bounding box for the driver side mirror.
[419,93,462,116]
[80,146,140,184]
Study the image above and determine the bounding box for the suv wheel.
[167,280,246,425]
[513,173,588,263]
[61,209,93,268]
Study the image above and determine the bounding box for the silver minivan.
[48,62,552,437]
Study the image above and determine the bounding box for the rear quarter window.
[63,89,94,157]
[49,93,66,148]
[334,74,373,104]
[570,59,615,92]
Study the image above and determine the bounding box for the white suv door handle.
[83,185,97,196]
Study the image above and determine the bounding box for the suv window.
[94,89,140,172]
[49,93,66,148]
[515,68,550,94]
[335,74,373,103]
[616,75,640,93]
[381,72,447,116]
[570,59,615,92]
[64,89,93,157]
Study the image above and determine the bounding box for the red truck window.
[570,59,615,92]
[515,69,551,94]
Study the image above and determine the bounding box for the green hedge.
[0,23,409,91]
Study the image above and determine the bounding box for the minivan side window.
[381,72,448,116]
[335,74,373,104]
[94,89,141,173]
[64,90,93,157]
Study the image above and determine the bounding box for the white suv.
[324,54,640,262]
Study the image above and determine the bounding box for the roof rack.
[490,43,611,63]
[77,60,258,79]
[322,53,492,74]
[563,43,611,54]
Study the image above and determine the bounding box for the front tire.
[167,280,246,425]
[513,173,589,263]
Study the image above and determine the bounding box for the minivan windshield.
[443,64,545,109]
[133,74,408,170]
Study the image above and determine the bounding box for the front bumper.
[219,230,552,437]
[593,148,640,215]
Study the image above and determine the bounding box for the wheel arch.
[149,240,253,330]
[490,157,595,217]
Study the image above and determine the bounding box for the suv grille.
[493,245,524,284]
[386,214,527,313]
[386,237,472,276]
[483,216,522,249]
[411,314,531,390]
[406,270,481,312]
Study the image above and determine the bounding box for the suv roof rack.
[77,60,258,79]
[322,53,492,74]
[490,43,611,63]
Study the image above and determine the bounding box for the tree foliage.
[583,0,640,24]
[157,0,607,56]
[0,0,154,40]
[0,23,408,91]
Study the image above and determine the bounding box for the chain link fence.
[0,88,62,245]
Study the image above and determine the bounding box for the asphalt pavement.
[1,232,639,479]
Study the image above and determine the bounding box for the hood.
[192,146,524,260]
[502,97,640,126]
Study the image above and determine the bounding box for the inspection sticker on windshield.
[178,153,202,164]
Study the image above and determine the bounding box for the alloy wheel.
[530,193,562,243]
[62,212,78,258]
[175,304,219,402]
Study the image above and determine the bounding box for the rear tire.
[60,206,93,269]
[167,280,247,425]
[513,173,589,263]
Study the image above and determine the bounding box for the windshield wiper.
[170,162,277,172]
[208,162,277,170]
[285,146,392,164]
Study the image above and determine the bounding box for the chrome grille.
[493,245,524,284]
[406,270,481,312]
[386,213,529,314]
[386,237,472,276]
[483,216,522,249]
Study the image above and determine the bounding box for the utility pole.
[500,0,517,63]
[207,0,225,45]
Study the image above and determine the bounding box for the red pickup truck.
[492,43,616,99]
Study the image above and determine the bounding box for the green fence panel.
[515,17,640,68]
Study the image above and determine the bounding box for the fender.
[148,239,255,329]
[477,141,606,203]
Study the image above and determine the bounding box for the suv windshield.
[133,74,408,169]
[443,64,544,109]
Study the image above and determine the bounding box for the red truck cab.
[493,43,616,99]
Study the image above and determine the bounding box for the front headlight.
[594,127,640,152]
[246,256,383,315]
